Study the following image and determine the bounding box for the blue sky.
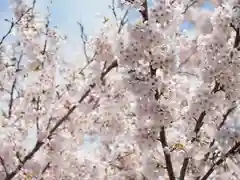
[0,0,8,12]
[0,0,124,61]
[0,0,215,61]
[0,0,120,35]
[0,0,215,36]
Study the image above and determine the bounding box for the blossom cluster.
[0,0,240,179]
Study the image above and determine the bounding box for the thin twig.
[110,0,118,22]
[110,0,129,33]
[78,51,97,76]
[39,162,51,180]
[117,9,129,34]
[178,50,196,69]
[182,0,198,14]
[41,5,51,55]
[77,21,89,62]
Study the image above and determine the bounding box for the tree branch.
[191,111,206,142]
[200,141,240,180]
[4,140,44,180]
[77,21,89,62]
[158,126,176,180]
[230,23,240,50]
[179,157,189,180]
[41,4,51,55]
[8,79,17,119]
[182,0,198,14]
[8,53,23,119]
[0,156,9,177]
[117,9,129,33]
[218,105,237,130]
[39,162,51,180]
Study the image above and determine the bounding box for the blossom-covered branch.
[200,141,240,180]
[1,0,240,179]
[8,53,23,119]
[0,0,36,45]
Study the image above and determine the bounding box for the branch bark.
[179,157,189,180]
[158,126,176,180]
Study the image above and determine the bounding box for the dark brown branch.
[41,162,50,174]
[191,111,206,142]
[48,105,77,136]
[234,28,240,50]
[230,23,240,50]
[200,141,240,180]
[148,52,160,100]
[218,105,237,130]
[158,126,176,180]
[100,59,118,81]
[8,53,23,119]
[15,151,23,164]
[8,79,17,119]
[179,157,189,180]
[5,140,44,180]
[39,162,51,180]
[139,0,148,22]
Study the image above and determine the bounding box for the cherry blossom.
[0,0,240,179]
